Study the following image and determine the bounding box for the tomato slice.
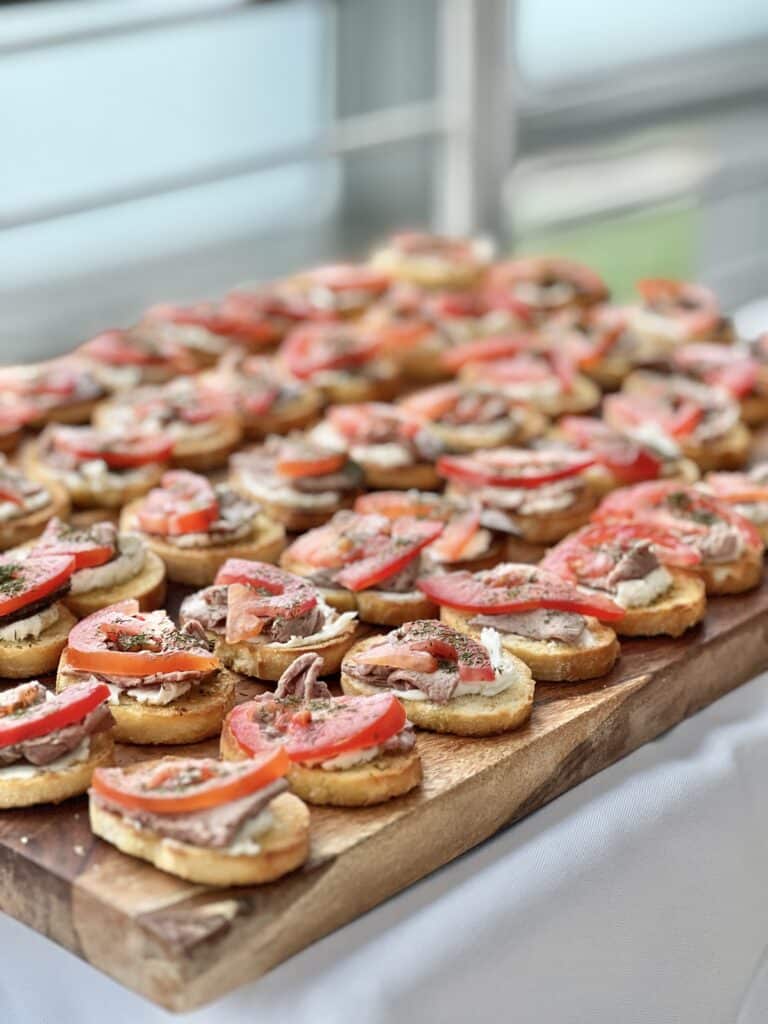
[441,333,532,372]
[214,561,318,643]
[0,555,75,617]
[281,324,382,380]
[0,399,41,432]
[705,472,768,505]
[603,394,703,440]
[82,329,168,367]
[673,344,759,398]
[486,258,609,312]
[67,599,220,676]
[304,263,390,294]
[559,416,663,484]
[228,691,406,763]
[357,621,495,682]
[31,518,116,570]
[92,750,289,814]
[0,364,79,397]
[327,403,420,443]
[335,517,444,592]
[275,440,346,479]
[137,470,219,536]
[427,507,482,561]
[354,490,448,521]
[399,383,462,421]
[52,426,174,468]
[417,565,624,620]
[0,679,109,748]
[637,279,720,339]
[437,449,595,489]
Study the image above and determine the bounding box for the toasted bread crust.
[170,416,244,471]
[441,606,620,682]
[681,422,751,471]
[0,732,114,809]
[0,481,70,551]
[740,392,768,426]
[445,484,596,547]
[215,623,364,681]
[422,408,548,453]
[613,570,706,637]
[57,655,237,744]
[314,367,401,406]
[359,460,441,491]
[89,791,310,885]
[22,441,164,509]
[698,546,764,595]
[63,549,167,618]
[120,500,286,586]
[340,635,535,736]
[40,396,102,426]
[229,468,358,532]
[0,603,77,678]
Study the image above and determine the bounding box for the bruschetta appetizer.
[341,621,534,736]
[221,653,421,807]
[419,563,622,682]
[554,415,700,495]
[700,465,768,543]
[0,359,105,425]
[446,336,601,416]
[28,517,166,617]
[89,752,309,886]
[623,279,734,359]
[0,679,114,808]
[229,435,364,532]
[121,470,285,587]
[356,288,449,383]
[0,554,78,677]
[78,326,200,389]
[203,351,323,439]
[399,382,547,453]
[369,230,493,289]
[483,257,609,320]
[57,600,235,744]
[607,372,750,471]
[308,402,441,490]
[278,263,391,319]
[93,377,243,471]
[277,322,399,403]
[670,343,768,426]
[23,425,172,523]
[0,456,69,551]
[180,559,361,681]
[438,448,599,561]
[540,304,632,390]
[355,490,503,572]
[281,511,442,625]
[594,481,764,595]
[0,400,40,454]
[541,521,706,637]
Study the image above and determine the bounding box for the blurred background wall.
[2,0,768,357]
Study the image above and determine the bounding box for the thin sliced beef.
[180,585,229,632]
[470,609,586,644]
[373,557,420,593]
[698,523,743,563]
[267,603,325,642]
[380,722,416,754]
[275,652,331,700]
[607,541,659,586]
[291,463,363,494]
[92,778,288,848]
[343,659,460,705]
[0,703,113,767]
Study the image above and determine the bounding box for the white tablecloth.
[4,669,768,1024]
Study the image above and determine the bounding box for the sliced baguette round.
[120,501,286,586]
[441,605,620,682]
[613,569,706,637]
[63,549,167,618]
[169,416,243,471]
[0,603,77,678]
[359,460,441,491]
[444,485,596,548]
[739,392,768,426]
[681,422,750,472]
[0,732,114,809]
[340,635,534,736]
[40,396,102,426]
[0,480,70,552]
[422,408,548,453]
[215,622,365,681]
[317,367,401,406]
[698,546,764,595]
[57,655,237,745]
[89,790,310,886]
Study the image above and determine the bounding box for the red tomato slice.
[0,680,109,748]
[441,333,533,372]
[437,449,595,489]
[137,471,219,536]
[281,324,382,380]
[487,258,609,312]
[0,400,41,432]
[0,365,78,397]
[637,279,720,338]
[327,402,420,444]
[81,330,168,367]
[705,473,768,504]
[31,518,115,570]
[275,440,346,479]
[399,383,462,420]
[354,491,448,521]
[52,426,174,468]
[357,621,495,683]
[355,644,438,673]
[603,394,703,439]
[0,555,75,617]
[428,507,482,561]
[92,750,289,814]
[673,344,759,398]
[558,416,663,484]
[67,599,220,676]
[214,560,318,643]
[228,691,406,763]
[417,565,624,620]
[304,263,390,294]
[334,517,444,591]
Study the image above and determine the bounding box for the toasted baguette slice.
[90,791,310,886]
[581,353,631,392]
[0,481,70,552]
[359,460,441,492]
[215,621,364,681]
[613,570,706,637]
[681,422,750,472]
[221,723,422,807]
[63,549,167,618]
[21,441,164,510]
[739,392,768,426]
[0,603,77,678]
[445,484,596,547]
[423,408,548,453]
[120,501,286,586]
[441,605,620,682]
[41,396,102,426]
[57,655,237,744]
[169,416,243,471]
[0,732,114,809]
[584,457,700,499]
[424,538,506,575]
[340,635,534,736]
[318,367,401,406]
[698,546,764,595]
[0,428,24,455]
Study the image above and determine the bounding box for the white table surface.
[4,668,768,1024]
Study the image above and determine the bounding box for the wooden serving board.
[1,581,768,1009]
